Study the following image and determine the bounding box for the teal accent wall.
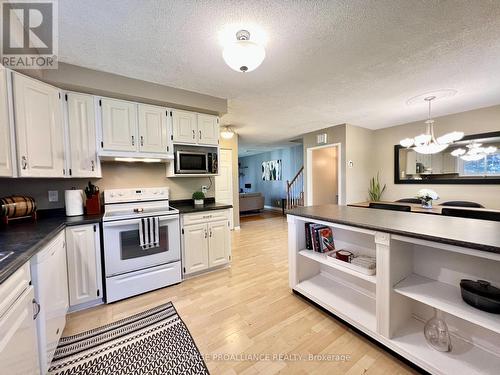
[238,145,303,207]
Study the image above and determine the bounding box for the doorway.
[215,148,234,229]
[306,144,341,206]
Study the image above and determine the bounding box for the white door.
[183,223,209,274]
[101,98,138,151]
[208,220,230,268]
[197,113,219,145]
[0,286,40,375]
[13,73,64,177]
[172,109,197,144]
[215,149,234,228]
[66,224,100,307]
[0,66,14,177]
[138,104,168,153]
[67,93,100,177]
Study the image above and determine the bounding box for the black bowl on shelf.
[460,279,500,314]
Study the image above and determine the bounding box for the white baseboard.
[264,205,282,212]
[233,226,241,231]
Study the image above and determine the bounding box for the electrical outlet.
[48,190,58,202]
[201,186,208,194]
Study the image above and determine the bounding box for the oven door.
[176,151,208,174]
[103,215,180,276]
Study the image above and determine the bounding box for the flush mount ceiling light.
[451,142,497,161]
[222,30,265,72]
[220,126,235,139]
[399,96,464,154]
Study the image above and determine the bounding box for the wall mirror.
[394,131,500,184]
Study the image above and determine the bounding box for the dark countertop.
[288,205,500,254]
[0,209,102,284]
[171,198,232,214]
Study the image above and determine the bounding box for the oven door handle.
[103,215,178,227]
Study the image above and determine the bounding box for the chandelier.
[399,96,464,154]
[451,142,497,161]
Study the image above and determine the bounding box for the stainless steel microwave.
[174,145,218,174]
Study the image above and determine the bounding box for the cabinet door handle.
[131,136,135,146]
[192,130,195,139]
[199,130,202,140]
[140,136,144,146]
[21,156,28,169]
[91,160,95,171]
[32,298,41,320]
[209,230,212,237]
[204,230,207,238]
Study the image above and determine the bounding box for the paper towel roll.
[65,190,84,216]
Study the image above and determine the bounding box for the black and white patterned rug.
[48,302,209,375]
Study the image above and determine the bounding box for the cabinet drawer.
[182,209,229,226]
[0,262,31,318]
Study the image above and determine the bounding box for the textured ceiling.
[58,0,500,154]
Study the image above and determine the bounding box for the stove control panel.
[104,187,169,204]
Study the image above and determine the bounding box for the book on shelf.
[305,223,335,253]
[318,227,335,252]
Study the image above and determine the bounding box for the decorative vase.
[421,200,433,209]
[194,199,204,206]
[424,309,452,352]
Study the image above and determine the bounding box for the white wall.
[346,124,376,204]
[374,104,500,209]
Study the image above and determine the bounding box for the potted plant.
[416,189,439,208]
[192,191,205,206]
[368,173,386,201]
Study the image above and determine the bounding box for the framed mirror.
[394,131,500,184]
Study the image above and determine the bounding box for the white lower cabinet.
[208,220,230,267]
[66,224,103,309]
[31,231,69,375]
[0,264,40,375]
[183,223,210,274]
[182,209,231,276]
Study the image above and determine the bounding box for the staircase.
[286,166,304,211]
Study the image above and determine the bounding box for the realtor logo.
[1,0,58,69]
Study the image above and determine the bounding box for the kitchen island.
[287,205,500,375]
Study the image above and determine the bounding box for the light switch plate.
[48,190,58,202]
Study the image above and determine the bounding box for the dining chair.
[369,202,412,212]
[396,198,421,204]
[440,201,484,208]
[441,208,500,222]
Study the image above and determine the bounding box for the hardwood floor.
[240,209,284,222]
[64,215,418,374]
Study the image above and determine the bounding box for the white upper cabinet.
[66,93,100,177]
[138,104,169,153]
[172,109,197,144]
[0,66,14,177]
[197,113,219,146]
[13,73,65,177]
[101,98,138,152]
[172,109,220,146]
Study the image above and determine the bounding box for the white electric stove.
[102,187,181,303]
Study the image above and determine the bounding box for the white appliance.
[103,187,181,303]
[30,231,69,375]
